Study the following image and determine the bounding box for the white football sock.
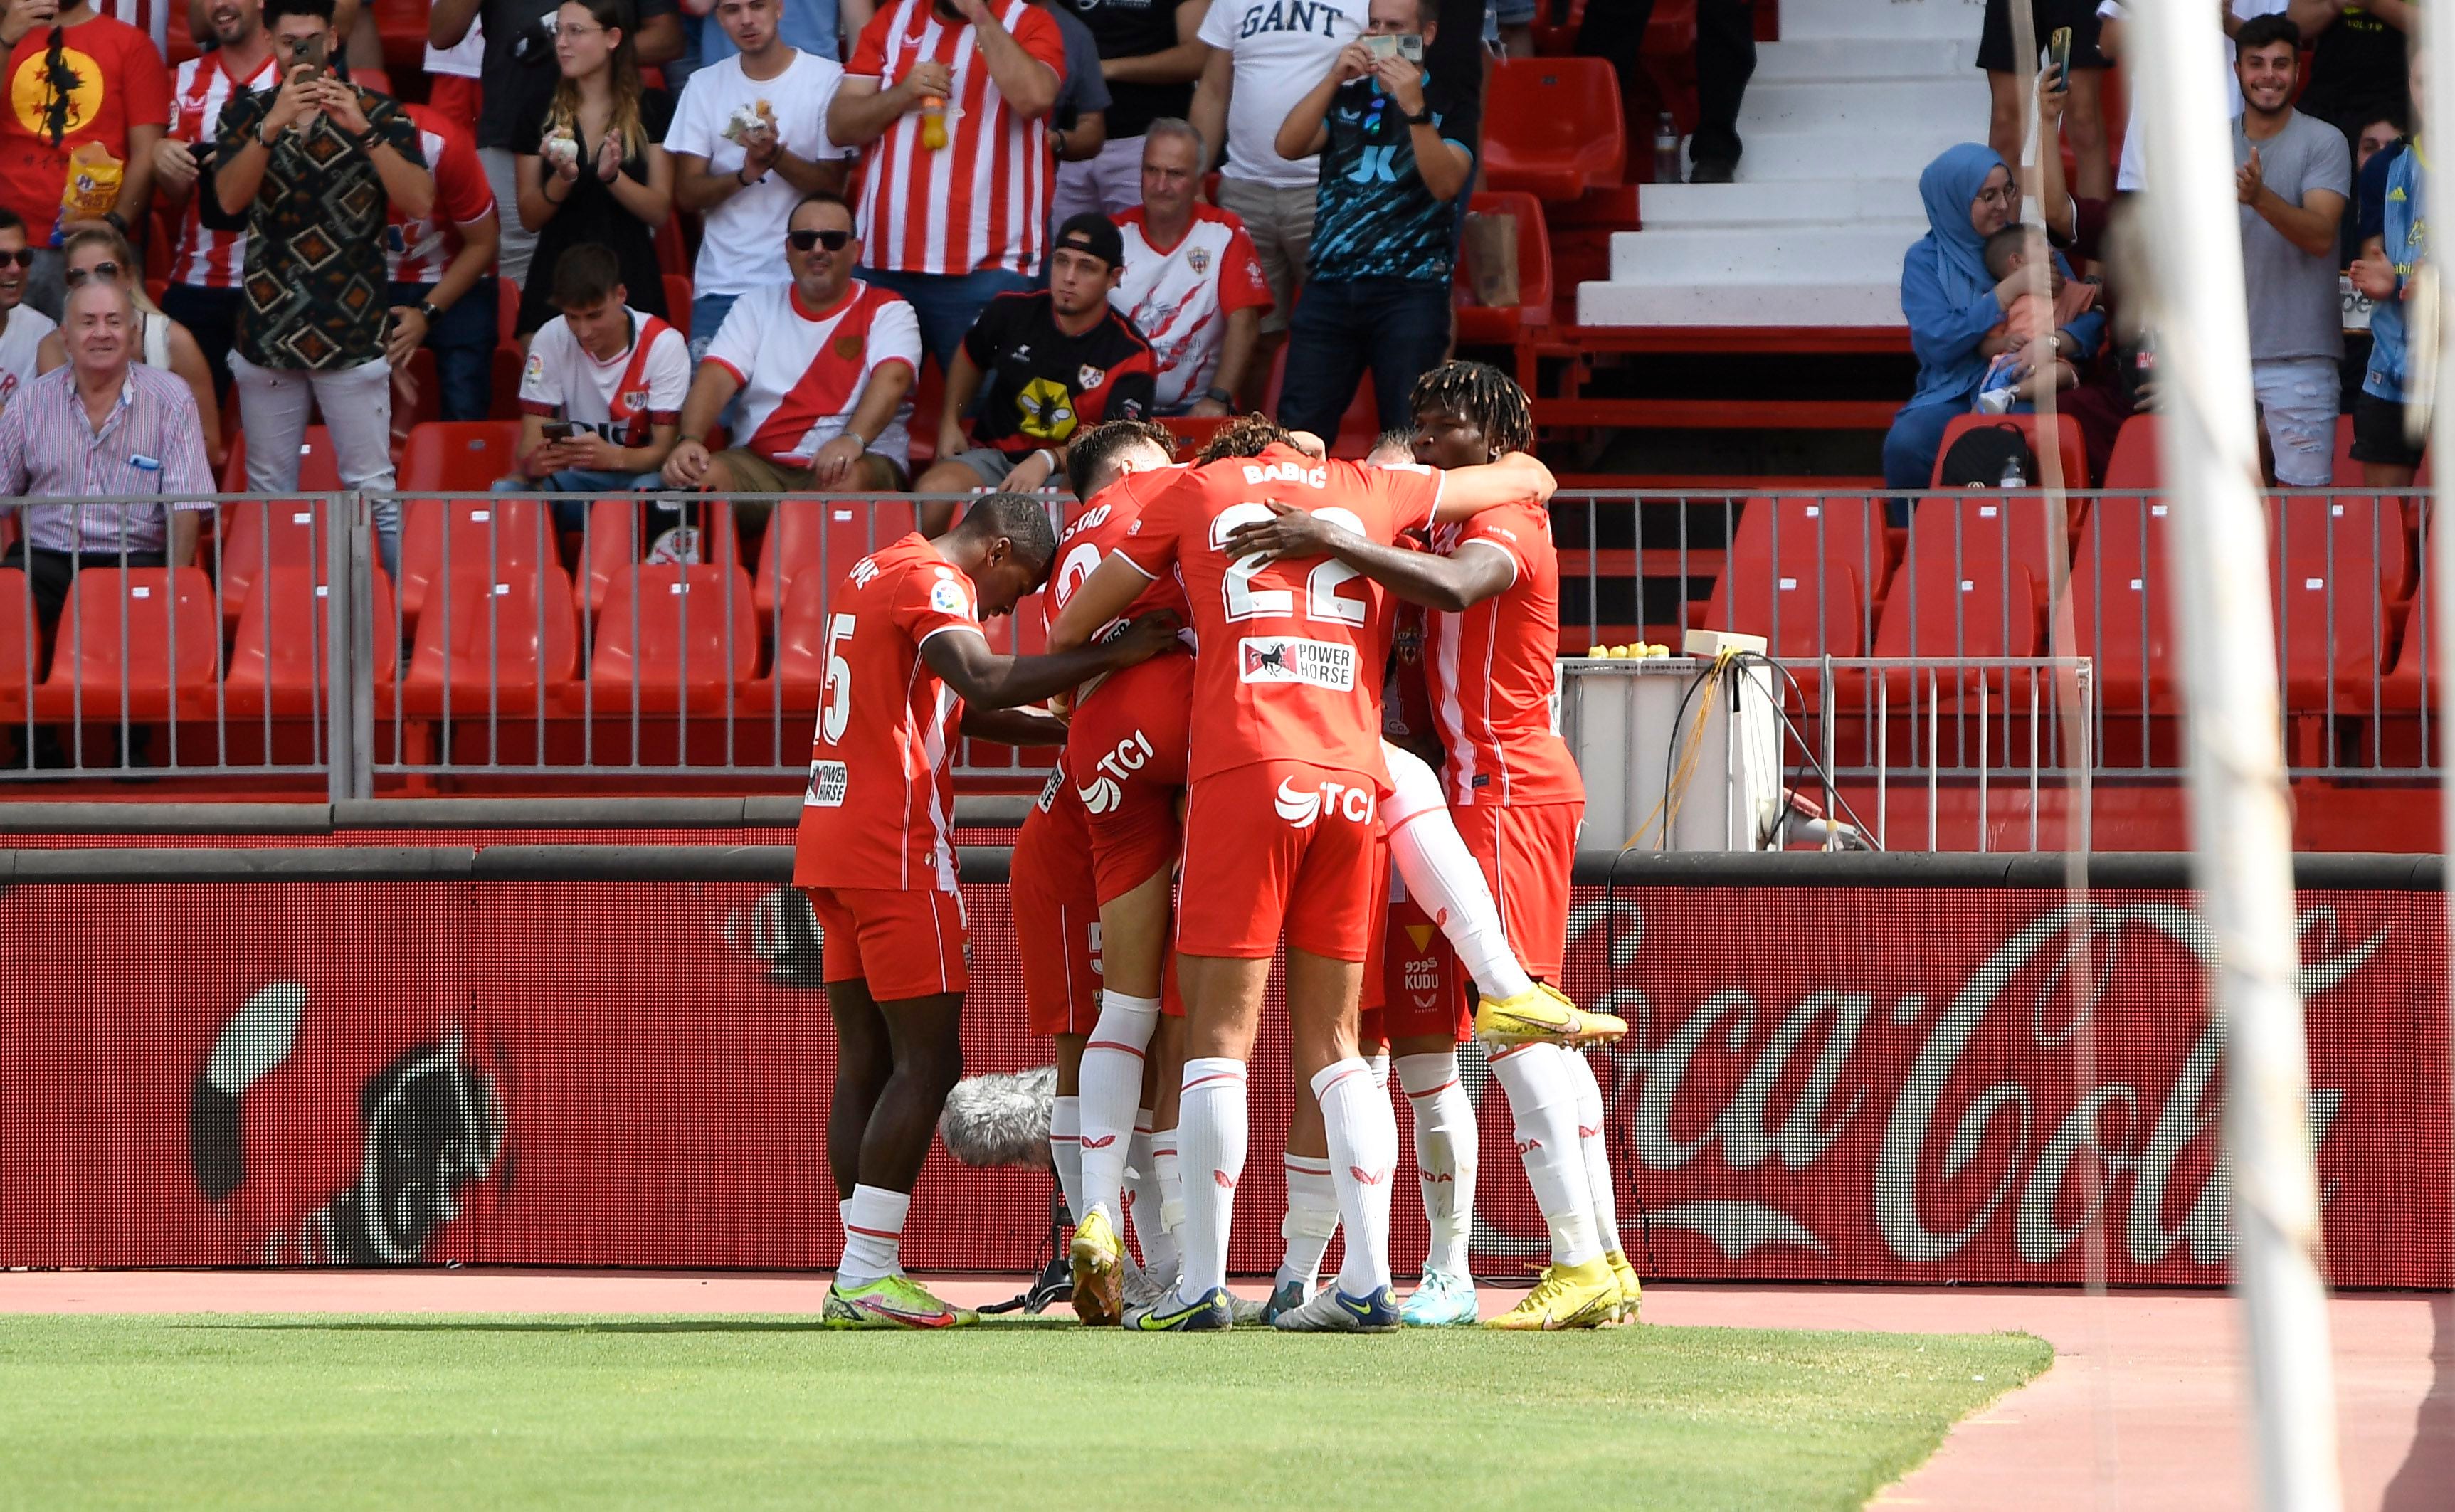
[1382,746,1536,1002]
[1176,1057,1247,1303]
[1125,1111,1176,1272]
[1490,1042,1603,1266]
[1078,992,1161,1228]
[1277,1155,1339,1293]
[1367,1047,1390,1091]
[1049,1094,1085,1229]
[836,1185,909,1287]
[1153,1130,1185,1237]
[1395,1051,1477,1279]
[1314,1057,1399,1298]
[1564,1048,1624,1259]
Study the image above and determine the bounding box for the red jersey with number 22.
[793,534,984,894]
[1116,444,1443,786]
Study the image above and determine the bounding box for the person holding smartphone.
[1977,1,2111,203]
[214,0,434,577]
[500,242,691,533]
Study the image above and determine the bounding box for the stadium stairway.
[1578,0,1985,329]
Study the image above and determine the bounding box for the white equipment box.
[1558,655,1785,854]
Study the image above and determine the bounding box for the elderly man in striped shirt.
[0,279,216,645]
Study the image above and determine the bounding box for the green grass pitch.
[0,1313,2050,1510]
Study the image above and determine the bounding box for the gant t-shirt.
[1195,0,1363,187]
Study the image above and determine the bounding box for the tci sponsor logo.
[1558,899,2383,1267]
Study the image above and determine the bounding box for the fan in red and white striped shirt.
[166,33,278,290]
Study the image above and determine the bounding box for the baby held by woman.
[1974,226,2098,413]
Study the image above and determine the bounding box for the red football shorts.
[1450,799,1582,983]
[1012,783,1103,1037]
[803,884,969,1002]
[1069,652,1193,905]
[1378,887,1469,1044]
[1178,760,1383,961]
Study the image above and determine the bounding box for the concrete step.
[1577,278,1906,327]
[1781,0,1985,42]
[1736,122,1974,181]
[1607,226,1921,285]
[1753,37,1974,83]
[1739,77,1992,134]
[1642,179,1925,228]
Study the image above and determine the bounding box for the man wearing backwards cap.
[912,211,1160,534]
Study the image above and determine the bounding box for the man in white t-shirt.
[1114,118,1272,414]
[0,211,57,413]
[2097,0,2291,191]
[501,243,693,532]
[667,0,852,364]
[1187,0,1361,403]
[661,190,924,524]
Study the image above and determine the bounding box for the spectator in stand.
[1483,0,1531,58]
[502,243,690,530]
[215,0,434,576]
[2096,1,2288,193]
[670,0,851,364]
[35,226,224,472]
[423,13,485,137]
[2349,45,2425,487]
[2291,1,2410,151]
[827,0,1067,374]
[2233,14,2349,487]
[912,212,1154,527]
[514,0,675,339]
[1272,0,1476,440]
[1883,143,2103,492]
[428,0,682,292]
[386,102,501,430]
[1978,1,2112,203]
[0,209,55,408]
[156,0,277,403]
[1114,118,1268,416]
[695,0,835,76]
[0,279,213,643]
[0,0,170,319]
[1050,0,1206,220]
[1038,0,1109,174]
[2341,107,2402,265]
[661,190,923,531]
[1600,1,1753,183]
[1188,0,1360,405]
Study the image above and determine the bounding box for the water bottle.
[1999,452,2027,490]
[1654,111,1681,184]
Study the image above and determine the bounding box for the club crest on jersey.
[522,354,545,387]
[929,578,971,616]
[1239,635,1354,690]
[1077,364,1106,391]
[1187,247,1210,275]
[618,388,649,412]
[834,332,865,361]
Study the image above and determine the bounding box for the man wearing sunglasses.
[0,210,55,411]
[660,189,923,533]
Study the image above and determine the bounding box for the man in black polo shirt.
[1272,0,1475,442]
[916,213,1159,534]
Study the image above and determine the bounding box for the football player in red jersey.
[796,493,1177,1329]
[1216,363,1636,1328]
[1052,413,1570,1332]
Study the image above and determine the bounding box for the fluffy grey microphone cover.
[937,1065,1058,1170]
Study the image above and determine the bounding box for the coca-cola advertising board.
[1,875,2445,1286]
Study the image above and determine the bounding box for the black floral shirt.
[215,84,425,371]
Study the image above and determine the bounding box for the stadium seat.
[2104,413,2158,489]
[664,275,695,337]
[1702,556,1864,660]
[396,495,554,627]
[401,563,581,715]
[224,566,401,717]
[396,347,443,433]
[2271,490,2410,613]
[400,421,525,493]
[222,425,344,494]
[1454,191,1555,351]
[1480,60,1627,202]
[753,497,917,623]
[2271,495,2399,715]
[656,214,690,279]
[0,568,32,719]
[490,343,525,421]
[581,563,760,712]
[1895,490,2067,632]
[34,567,220,720]
[1725,494,1889,608]
[1930,413,2090,490]
[2068,495,2177,715]
[215,498,331,627]
[766,570,839,703]
[374,0,430,70]
[581,497,741,619]
[1869,560,2042,702]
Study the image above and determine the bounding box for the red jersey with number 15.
[1114,444,1442,786]
[792,534,986,894]
[1425,502,1583,807]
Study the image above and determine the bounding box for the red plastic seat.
[1702,558,1864,659]
[1724,494,1889,607]
[2069,495,2177,714]
[224,566,401,717]
[489,343,524,421]
[396,346,443,433]
[581,496,741,619]
[1480,60,1627,202]
[0,568,32,719]
[2104,413,2158,489]
[33,567,220,719]
[754,497,917,622]
[498,280,521,345]
[222,424,344,494]
[400,421,525,493]
[1896,490,2069,633]
[1870,561,2042,701]
[401,563,580,715]
[581,563,759,712]
[2271,490,2412,608]
[2271,495,2400,713]
[664,274,695,336]
[1454,190,1555,346]
[767,570,838,704]
[1931,413,2091,490]
[397,495,554,628]
[214,498,330,626]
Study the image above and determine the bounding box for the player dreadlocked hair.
[1064,418,1175,500]
[1194,413,1294,463]
[955,492,1061,578]
[1408,361,1535,458]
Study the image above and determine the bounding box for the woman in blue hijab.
[1882,143,2106,490]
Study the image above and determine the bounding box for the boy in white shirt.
[502,243,694,532]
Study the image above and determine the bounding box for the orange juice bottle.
[920,95,948,149]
